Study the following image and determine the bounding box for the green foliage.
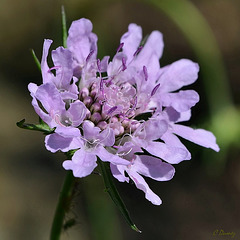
[16,118,54,134]
[31,49,41,72]
[97,159,141,233]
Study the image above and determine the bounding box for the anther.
[143,66,148,81]
[116,42,124,53]
[151,83,160,96]
[86,50,94,62]
[100,78,104,93]
[133,46,143,57]
[97,59,101,72]
[107,106,118,115]
[122,57,127,71]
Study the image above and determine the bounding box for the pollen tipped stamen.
[107,106,118,115]
[151,83,161,96]
[143,66,148,81]
[97,59,101,72]
[122,57,127,71]
[86,50,94,62]
[105,76,114,86]
[133,46,143,57]
[100,78,105,92]
[116,42,124,53]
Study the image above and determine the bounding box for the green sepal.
[61,6,67,48]
[16,119,54,134]
[65,149,78,158]
[97,159,141,233]
[31,49,41,72]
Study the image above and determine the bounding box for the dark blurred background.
[0,0,239,239]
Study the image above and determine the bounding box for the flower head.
[28,19,219,205]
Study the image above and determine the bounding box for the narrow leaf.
[16,119,54,134]
[31,49,41,72]
[61,6,67,48]
[97,159,141,233]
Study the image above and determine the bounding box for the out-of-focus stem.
[50,171,75,240]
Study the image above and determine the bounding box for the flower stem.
[50,171,76,240]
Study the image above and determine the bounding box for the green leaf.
[16,119,54,134]
[31,49,41,72]
[97,159,141,233]
[61,6,67,48]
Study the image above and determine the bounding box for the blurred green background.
[0,0,239,239]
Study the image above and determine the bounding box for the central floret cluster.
[79,81,140,136]
[28,18,219,205]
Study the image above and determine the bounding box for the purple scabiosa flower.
[28,19,219,205]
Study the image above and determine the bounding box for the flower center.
[79,79,142,139]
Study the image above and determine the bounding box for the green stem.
[50,171,76,240]
[61,6,67,48]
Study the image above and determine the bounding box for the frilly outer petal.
[128,171,162,205]
[133,155,175,181]
[159,59,199,93]
[145,141,190,164]
[161,90,199,112]
[173,124,220,152]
